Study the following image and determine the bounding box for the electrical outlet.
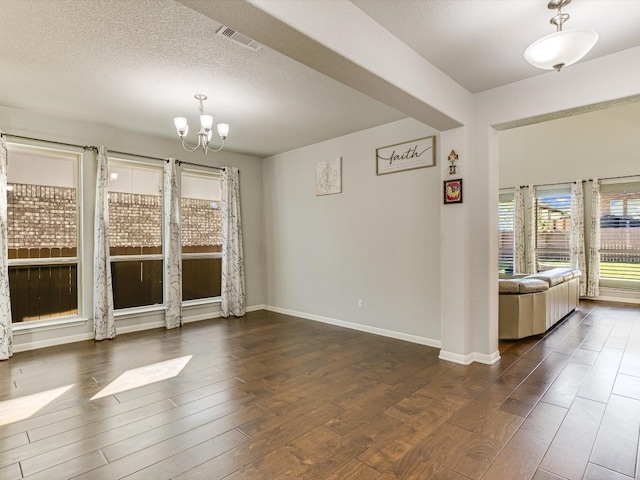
[358,299,363,308]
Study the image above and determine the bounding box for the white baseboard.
[264,305,442,349]
[13,332,95,353]
[593,295,640,304]
[438,350,474,365]
[183,303,265,323]
[473,350,501,365]
[593,288,640,304]
[261,307,501,367]
[438,349,501,366]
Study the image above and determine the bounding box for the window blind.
[498,195,514,276]
[599,189,640,281]
[535,191,571,270]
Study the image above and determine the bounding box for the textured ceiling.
[0,0,639,157]
[0,0,406,157]
[352,0,640,93]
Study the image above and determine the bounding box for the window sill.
[183,297,222,308]
[114,304,166,320]
[595,286,640,304]
[13,316,89,334]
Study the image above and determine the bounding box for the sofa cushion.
[517,278,549,293]
[499,278,549,294]
[499,280,521,294]
[527,267,572,287]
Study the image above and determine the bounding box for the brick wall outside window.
[7,184,222,250]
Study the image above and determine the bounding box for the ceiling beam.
[177,0,472,131]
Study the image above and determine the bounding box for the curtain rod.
[4,133,94,151]
[175,159,226,171]
[108,149,166,162]
[5,133,170,163]
[505,172,640,191]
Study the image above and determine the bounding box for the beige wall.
[263,117,442,345]
[499,101,640,188]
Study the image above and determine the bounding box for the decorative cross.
[448,150,459,175]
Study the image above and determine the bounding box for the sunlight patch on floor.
[0,384,74,426]
[91,355,193,400]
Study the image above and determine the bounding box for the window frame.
[180,167,223,304]
[6,142,83,325]
[107,157,165,312]
[598,180,640,290]
[534,186,572,271]
[498,191,515,278]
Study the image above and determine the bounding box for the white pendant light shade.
[525,28,598,71]
[217,123,229,139]
[173,116,188,137]
[200,114,214,131]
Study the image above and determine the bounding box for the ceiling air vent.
[216,26,263,51]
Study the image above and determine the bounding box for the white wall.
[263,117,442,345]
[499,100,640,188]
[1,104,265,352]
[470,47,640,357]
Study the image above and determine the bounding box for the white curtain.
[513,186,527,274]
[526,185,537,273]
[93,146,116,340]
[164,159,182,329]
[221,167,246,317]
[570,182,587,296]
[587,179,601,297]
[0,134,13,359]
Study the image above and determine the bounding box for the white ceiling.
[1,0,639,158]
[352,0,640,93]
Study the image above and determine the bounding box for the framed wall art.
[443,178,463,204]
[376,135,435,175]
[316,157,342,196]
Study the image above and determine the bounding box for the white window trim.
[534,187,572,269]
[110,254,164,262]
[12,316,88,333]
[8,257,78,267]
[6,141,83,325]
[107,157,165,311]
[181,252,222,260]
[598,182,640,289]
[180,168,222,302]
[183,297,222,307]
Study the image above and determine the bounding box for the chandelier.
[524,0,598,72]
[173,94,229,153]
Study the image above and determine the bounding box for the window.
[599,183,640,285]
[498,192,515,277]
[6,144,80,323]
[181,170,222,301]
[108,161,163,309]
[535,189,571,271]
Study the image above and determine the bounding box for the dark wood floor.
[1,301,639,479]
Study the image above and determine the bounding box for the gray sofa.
[499,267,581,339]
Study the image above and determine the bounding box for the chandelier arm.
[180,136,202,152]
[204,138,225,153]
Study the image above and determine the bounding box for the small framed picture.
[443,179,463,204]
[315,157,342,196]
